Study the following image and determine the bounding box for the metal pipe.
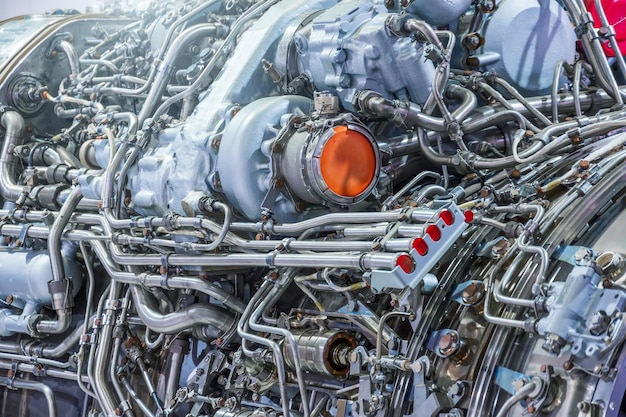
[120,375,155,417]
[0,110,27,201]
[106,269,246,314]
[494,381,538,417]
[57,40,80,78]
[137,24,222,124]
[493,77,552,127]
[0,379,57,417]
[129,286,235,333]
[109,247,408,271]
[237,280,291,417]
[551,60,565,123]
[573,60,583,117]
[150,0,280,121]
[92,283,122,417]
[593,0,626,81]
[36,186,83,335]
[562,0,625,103]
[248,273,312,417]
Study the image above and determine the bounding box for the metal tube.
[493,77,552,127]
[494,381,538,417]
[593,0,626,80]
[237,280,291,417]
[150,0,280,121]
[248,273,312,417]
[0,110,26,201]
[551,60,565,123]
[109,248,406,271]
[92,283,122,417]
[36,186,83,335]
[130,286,235,333]
[137,24,222,124]
[120,375,155,417]
[1,379,57,417]
[57,40,80,78]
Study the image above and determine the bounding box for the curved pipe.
[494,381,538,417]
[36,187,83,335]
[137,24,224,124]
[150,0,280,121]
[237,281,291,417]
[355,83,476,132]
[0,379,57,417]
[593,0,626,80]
[97,257,246,314]
[130,286,235,333]
[0,110,27,201]
[561,0,625,103]
[57,40,80,78]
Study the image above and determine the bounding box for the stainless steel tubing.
[0,110,26,201]
[0,379,57,417]
[130,286,235,333]
[36,186,83,335]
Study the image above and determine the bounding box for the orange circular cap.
[319,126,377,198]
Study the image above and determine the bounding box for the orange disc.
[319,126,377,198]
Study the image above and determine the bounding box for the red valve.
[585,0,626,57]
[412,237,429,256]
[395,254,415,274]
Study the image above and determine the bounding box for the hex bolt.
[577,401,591,413]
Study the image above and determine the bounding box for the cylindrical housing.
[283,330,357,377]
[0,247,81,309]
[282,121,380,206]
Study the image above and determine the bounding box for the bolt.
[5,295,14,304]
[540,364,547,372]
[563,360,573,371]
[125,336,141,349]
[578,401,591,413]
[230,106,241,117]
[579,160,590,170]
[438,332,458,356]
[574,247,593,263]
[462,282,483,305]
[211,137,221,149]
[527,405,536,413]
[115,408,122,416]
